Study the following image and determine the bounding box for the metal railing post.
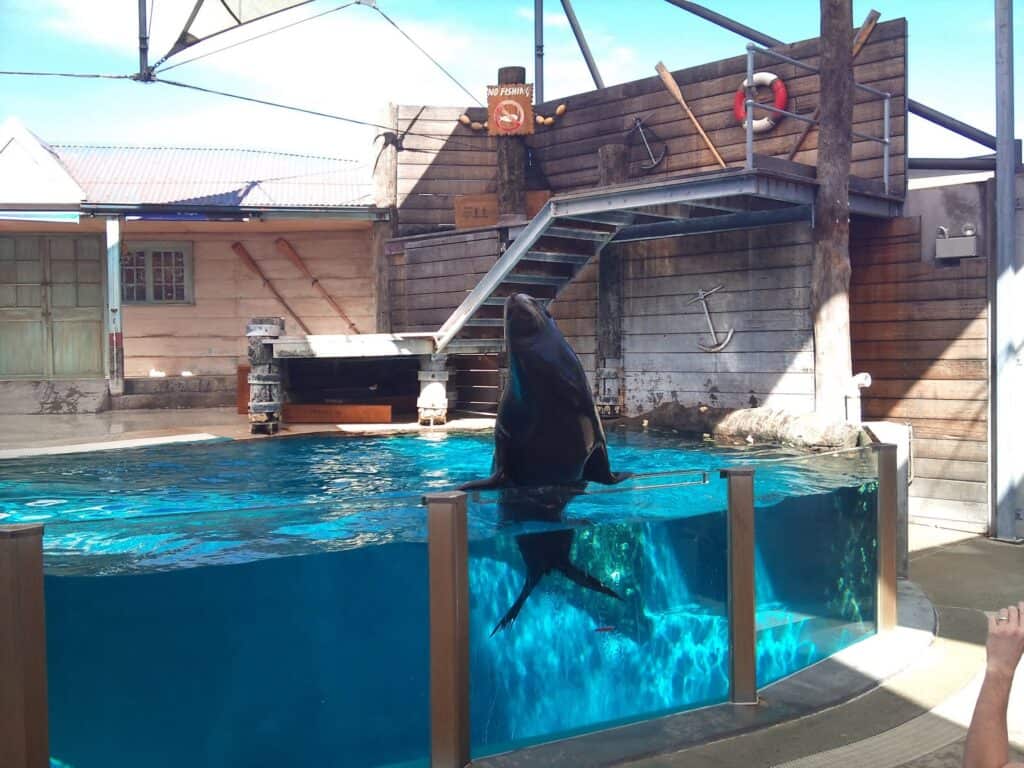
[876,444,898,632]
[426,492,470,768]
[721,468,757,704]
[745,45,755,169]
[883,94,891,194]
[0,524,49,768]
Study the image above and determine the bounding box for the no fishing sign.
[487,83,534,136]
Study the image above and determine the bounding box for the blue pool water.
[0,430,878,767]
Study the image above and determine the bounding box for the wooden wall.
[850,217,989,531]
[387,228,502,333]
[123,226,377,377]
[550,220,816,414]
[394,18,907,232]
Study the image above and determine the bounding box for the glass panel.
[467,470,728,757]
[38,492,431,768]
[752,446,879,687]
[152,250,187,302]
[121,251,147,302]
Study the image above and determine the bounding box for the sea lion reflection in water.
[460,293,631,635]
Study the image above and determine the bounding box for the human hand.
[986,602,1024,680]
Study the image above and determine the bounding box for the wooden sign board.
[487,83,534,136]
[454,190,551,229]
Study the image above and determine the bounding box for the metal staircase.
[435,203,634,356]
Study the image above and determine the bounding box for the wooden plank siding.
[122,228,377,377]
[550,220,816,415]
[849,216,989,530]
[394,19,906,232]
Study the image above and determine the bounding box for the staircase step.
[447,338,505,354]
[522,250,592,265]
[465,317,504,327]
[482,296,551,307]
[560,211,635,226]
[544,224,616,241]
[501,273,569,287]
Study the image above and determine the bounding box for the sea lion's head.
[504,293,549,343]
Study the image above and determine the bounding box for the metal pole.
[137,0,150,80]
[993,0,1022,542]
[535,0,544,104]
[559,0,604,89]
[0,525,49,768]
[105,216,124,396]
[883,95,891,194]
[426,492,470,768]
[876,444,898,632]
[662,0,783,47]
[745,46,755,170]
[721,468,757,705]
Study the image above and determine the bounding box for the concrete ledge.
[0,433,226,460]
[0,379,109,415]
[474,581,935,768]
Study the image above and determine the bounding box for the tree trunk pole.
[812,0,854,421]
[496,66,528,225]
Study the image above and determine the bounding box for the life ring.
[733,72,788,133]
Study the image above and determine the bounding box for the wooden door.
[0,235,104,378]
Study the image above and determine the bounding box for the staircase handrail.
[433,202,556,354]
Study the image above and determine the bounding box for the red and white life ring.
[733,72,788,133]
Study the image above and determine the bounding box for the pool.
[0,430,879,767]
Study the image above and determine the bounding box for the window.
[121,242,193,303]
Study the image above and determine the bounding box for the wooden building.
[0,117,388,413]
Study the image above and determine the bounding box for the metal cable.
[157,1,358,73]
[0,70,132,79]
[369,5,482,106]
[153,77,485,151]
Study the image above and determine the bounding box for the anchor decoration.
[687,285,734,352]
[625,116,667,172]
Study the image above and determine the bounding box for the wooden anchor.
[687,285,734,352]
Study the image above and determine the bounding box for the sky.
[1,0,1021,168]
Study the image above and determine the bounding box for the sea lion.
[461,293,631,634]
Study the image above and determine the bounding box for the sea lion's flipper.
[558,561,622,601]
[458,472,505,491]
[491,572,543,636]
[582,443,633,485]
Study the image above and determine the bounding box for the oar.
[656,61,726,168]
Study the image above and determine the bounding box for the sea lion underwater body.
[461,293,631,634]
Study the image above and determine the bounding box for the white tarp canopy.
[157,0,316,65]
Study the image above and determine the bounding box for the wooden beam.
[722,468,757,704]
[231,242,311,335]
[811,0,855,421]
[275,238,360,334]
[496,66,528,224]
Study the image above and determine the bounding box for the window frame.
[121,241,195,305]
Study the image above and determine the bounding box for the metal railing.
[743,44,892,194]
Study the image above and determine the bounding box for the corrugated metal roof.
[52,145,374,208]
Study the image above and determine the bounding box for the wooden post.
[721,468,757,705]
[595,143,628,417]
[811,0,855,422]
[104,216,125,396]
[426,492,470,768]
[876,443,898,632]
[0,525,49,768]
[247,317,284,435]
[496,66,528,225]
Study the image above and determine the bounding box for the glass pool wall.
[43,495,434,768]
[0,435,880,768]
[464,446,880,758]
